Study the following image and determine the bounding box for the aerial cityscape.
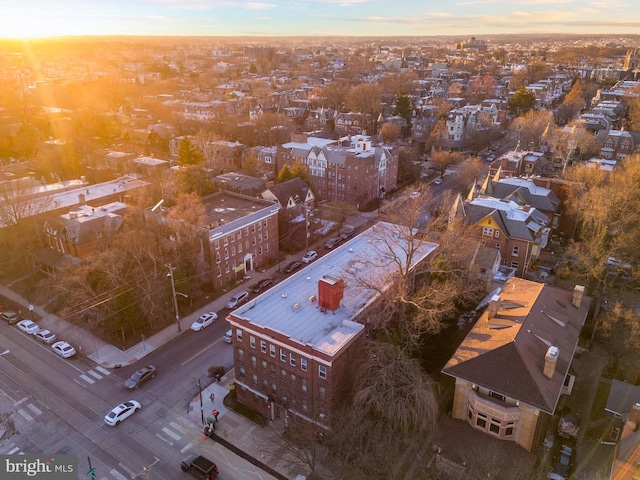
[0,17,639,480]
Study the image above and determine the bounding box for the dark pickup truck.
[181,454,218,479]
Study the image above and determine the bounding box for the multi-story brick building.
[277,133,398,208]
[443,278,591,452]
[200,192,279,288]
[226,221,439,427]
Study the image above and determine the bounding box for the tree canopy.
[507,86,536,116]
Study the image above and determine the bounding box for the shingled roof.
[442,277,591,414]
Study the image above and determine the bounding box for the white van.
[223,329,233,344]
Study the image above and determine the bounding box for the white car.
[104,400,141,426]
[16,319,40,335]
[51,341,77,358]
[191,312,218,332]
[410,191,421,198]
[433,178,443,185]
[35,329,57,344]
[301,250,318,263]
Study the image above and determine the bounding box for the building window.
[511,261,519,269]
[495,231,500,238]
[231,246,236,256]
[260,340,267,353]
[236,330,243,342]
[512,246,519,256]
[467,409,472,420]
[290,373,296,384]
[270,363,276,375]
[214,240,220,249]
[476,413,487,429]
[301,379,307,392]
[280,349,286,362]
[268,344,275,357]
[319,365,327,379]
[264,231,268,240]
[301,358,307,372]
[271,383,277,393]
[505,423,514,436]
[489,391,505,402]
[495,243,501,250]
[237,348,244,362]
[239,367,246,378]
[281,368,287,380]
[250,336,256,349]
[483,227,494,236]
[252,374,257,385]
[262,379,268,391]
[490,420,500,434]
[319,386,326,400]
[261,360,267,371]
[290,353,296,367]
[250,355,256,368]
[302,399,308,412]
[237,231,242,240]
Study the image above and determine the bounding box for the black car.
[250,278,273,294]
[284,260,302,273]
[324,237,343,250]
[124,365,157,390]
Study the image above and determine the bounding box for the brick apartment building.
[277,133,398,208]
[225,222,439,427]
[200,192,279,288]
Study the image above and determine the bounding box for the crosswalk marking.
[95,366,111,376]
[180,442,193,453]
[110,469,128,480]
[87,370,103,380]
[155,432,174,446]
[161,427,181,441]
[79,374,95,384]
[169,421,187,434]
[8,447,20,454]
[27,404,42,416]
[17,409,33,421]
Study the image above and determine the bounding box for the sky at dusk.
[2,0,640,39]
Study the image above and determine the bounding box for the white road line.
[26,404,42,416]
[110,469,128,480]
[155,433,174,446]
[118,463,136,478]
[17,409,32,421]
[169,421,187,434]
[8,447,21,454]
[87,370,103,380]
[14,397,29,406]
[79,374,95,384]
[95,366,111,376]
[161,427,181,441]
[180,442,193,453]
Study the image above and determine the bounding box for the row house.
[261,177,315,224]
[226,221,439,427]
[277,134,398,208]
[596,129,640,161]
[334,112,376,136]
[199,192,279,288]
[449,189,551,277]
[490,150,550,178]
[245,145,278,177]
[443,279,590,452]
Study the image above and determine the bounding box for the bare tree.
[0,177,52,227]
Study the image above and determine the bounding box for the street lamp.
[166,264,181,332]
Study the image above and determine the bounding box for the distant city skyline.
[2,0,640,39]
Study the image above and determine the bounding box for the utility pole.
[197,378,204,424]
[166,264,181,332]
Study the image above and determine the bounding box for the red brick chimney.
[543,346,559,379]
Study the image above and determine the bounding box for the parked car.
[191,312,218,331]
[433,178,443,185]
[16,319,40,335]
[124,365,157,390]
[51,341,76,359]
[1,311,20,324]
[339,229,355,242]
[410,191,421,198]
[223,329,233,344]
[301,250,318,263]
[324,237,343,250]
[250,278,273,294]
[283,260,302,273]
[104,400,141,426]
[225,291,249,309]
[35,329,57,344]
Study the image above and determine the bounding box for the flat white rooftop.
[229,221,439,358]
